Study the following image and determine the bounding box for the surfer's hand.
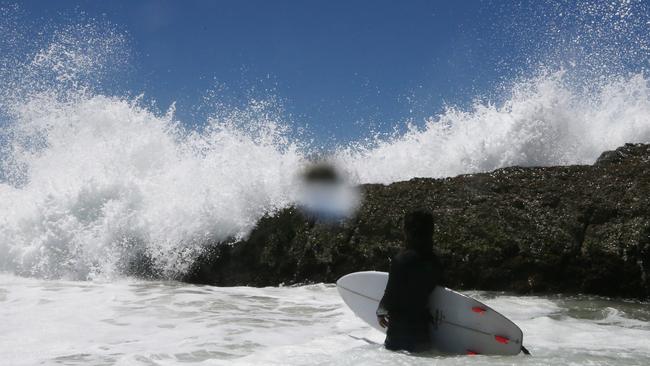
[377,315,389,328]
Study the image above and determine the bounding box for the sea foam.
[1,1,650,279]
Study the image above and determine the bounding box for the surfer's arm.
[376,256,402,326]
[378,262,398,312]
[376,284,391,327]
[376,295,389,314]
[376,297,389,328]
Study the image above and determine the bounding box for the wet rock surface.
[184,143,650,300]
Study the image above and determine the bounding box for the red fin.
[471,306,487,314]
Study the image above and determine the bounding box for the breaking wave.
[1,1,649,279]
[338,70,650,183]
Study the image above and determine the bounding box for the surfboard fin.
[521,345,531,356]
[472,306,487,314]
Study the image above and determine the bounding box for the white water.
[1,10,650,279]
[337,72,650,183]
[1,1,650,364]
[0,94,303,279]
[1,274,648,366]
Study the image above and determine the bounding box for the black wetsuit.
[376,249,442,352]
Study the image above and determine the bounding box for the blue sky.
[3,1,588,142]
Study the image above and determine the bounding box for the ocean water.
[1,274,649,366]
[1,1,650,364]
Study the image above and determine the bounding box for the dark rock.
[595,143,650,166]
[184,143,650,300]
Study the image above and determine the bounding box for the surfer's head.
[403,208,434,255]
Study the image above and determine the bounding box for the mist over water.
[338,71,650,183]
[1,1,650,279]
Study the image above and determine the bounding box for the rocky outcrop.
[184,143,650,300]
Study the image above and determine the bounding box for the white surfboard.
[337,271,524,355]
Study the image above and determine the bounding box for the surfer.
[376,208,443,352]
